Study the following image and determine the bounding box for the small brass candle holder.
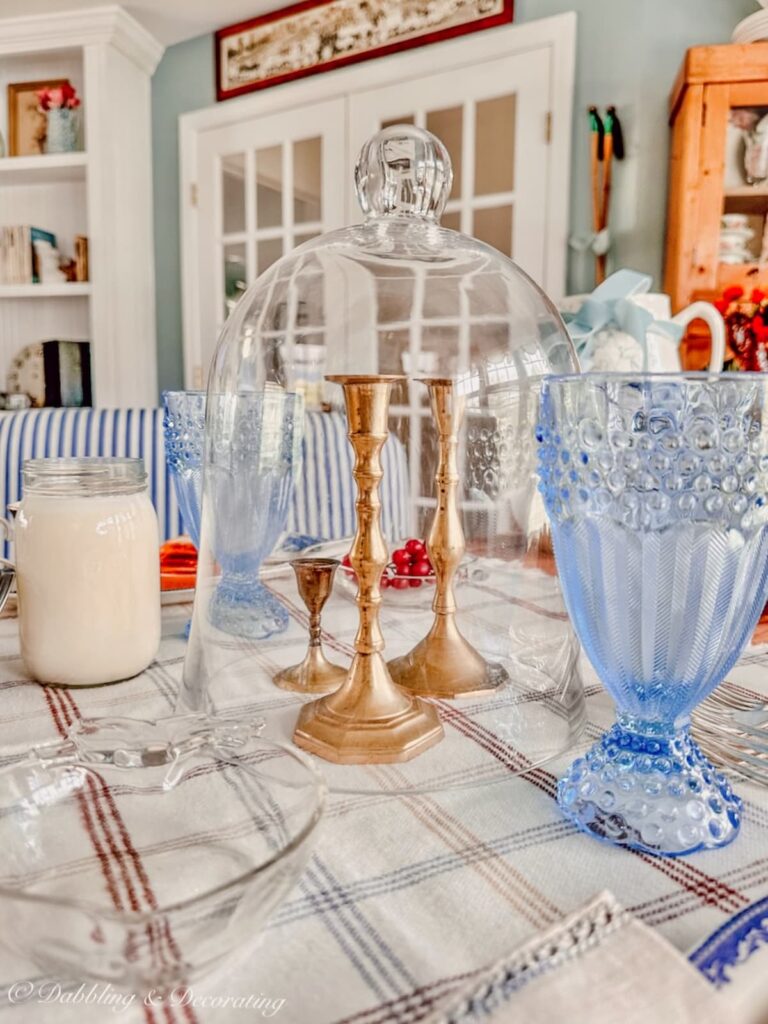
[388,377,508,698]
[293,374,444,764]
[273,558,348,694]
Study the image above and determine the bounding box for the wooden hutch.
[664,42,768,368]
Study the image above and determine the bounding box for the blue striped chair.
[287,409,409,542]
[0,408,182,548]
[0,408,409,554]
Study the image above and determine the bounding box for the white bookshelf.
[0,7,164,406]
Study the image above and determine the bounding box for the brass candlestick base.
[388,615,507,699]
[294,375,443,764]
[273,558,347,695]
[388,377,508,699]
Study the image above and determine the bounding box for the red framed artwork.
[215,0,514,101]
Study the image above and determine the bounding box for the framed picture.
[7,79,68,156]
[215,0,514,101]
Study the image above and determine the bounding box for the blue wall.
[152,0,755,393]
[152,33,215,394]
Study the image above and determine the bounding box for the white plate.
[719,252,753,265]
[161,587,195,606]
[733,9,768,43]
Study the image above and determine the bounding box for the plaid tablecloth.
[0,571,767,1024]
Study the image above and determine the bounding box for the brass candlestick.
[273,558,348,694]
[388,377,507,698]
[293,375,444,763]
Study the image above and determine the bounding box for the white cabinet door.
[192,98,346,387]
[349,48,551,287]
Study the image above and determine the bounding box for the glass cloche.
[181,125,584,792]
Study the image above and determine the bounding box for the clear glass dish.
[0,716,325,990]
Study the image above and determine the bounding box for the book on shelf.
[43,341,92,407]
[0,226,87,286]
[0,226,34,284]
[30,228,56,283]
[74,235,88,282]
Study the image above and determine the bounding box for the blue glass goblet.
[204,389,304,640]
[537,373,768,856]
[164,389,303,640]
[163,390,204,549]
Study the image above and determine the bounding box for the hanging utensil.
[588,106,604,282]
[597,106,625,284]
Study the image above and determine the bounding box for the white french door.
[348,50,552,529]
[194,98,346,385]
[348,48,551,282]
[182,15,575,389]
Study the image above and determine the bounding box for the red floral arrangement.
[715,285,768,372]
[36,83,81,111]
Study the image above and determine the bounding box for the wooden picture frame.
[7,78,68,156]
[215,0,514,102]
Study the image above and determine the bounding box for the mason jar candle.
[15,458,161,686]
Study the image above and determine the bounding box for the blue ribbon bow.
[562,270,684,370]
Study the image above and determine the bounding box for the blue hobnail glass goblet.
[204,389,304,640]
[163,390,205,549]
[164,389,303,640]
[537,373,768,856]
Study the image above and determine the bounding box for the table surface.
[1,571,767,1024]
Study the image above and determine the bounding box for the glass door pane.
[293,136,322,224]
[426,106,462,200]
[221,153,246,234]
[475,94,516,195]
[255,145,283,229]
[473,205,513,257]
[257,238,283,276]
[223,243,246,320]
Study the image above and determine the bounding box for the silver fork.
[691,684,768,787]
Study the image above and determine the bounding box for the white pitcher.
[632,292,725,373]
[560,272,726,373]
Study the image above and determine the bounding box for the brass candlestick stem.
[273,558,347,694]
[293,375,443,763]
[388,378,507,698]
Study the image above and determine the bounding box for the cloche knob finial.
[354,125,453,222]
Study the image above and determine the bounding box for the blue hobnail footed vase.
[537,373,768,856]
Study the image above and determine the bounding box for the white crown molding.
[0,4,164,74]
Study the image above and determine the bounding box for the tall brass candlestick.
[388,378,507,698]
[293,375,444,764]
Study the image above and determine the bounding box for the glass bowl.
[305,535,478,609]
[0,716,325,991]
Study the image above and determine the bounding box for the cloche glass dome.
[207,124,576,538]
[181,125,583,793]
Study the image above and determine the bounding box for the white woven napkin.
[423,890,735,1024]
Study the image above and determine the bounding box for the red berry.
[380,576,390,589]
[405,539,426,557]
[342,554,352,567]
[409,559,432,577]
[392,548,411,567]
[391,577,409,590]
[408,578,422,588]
